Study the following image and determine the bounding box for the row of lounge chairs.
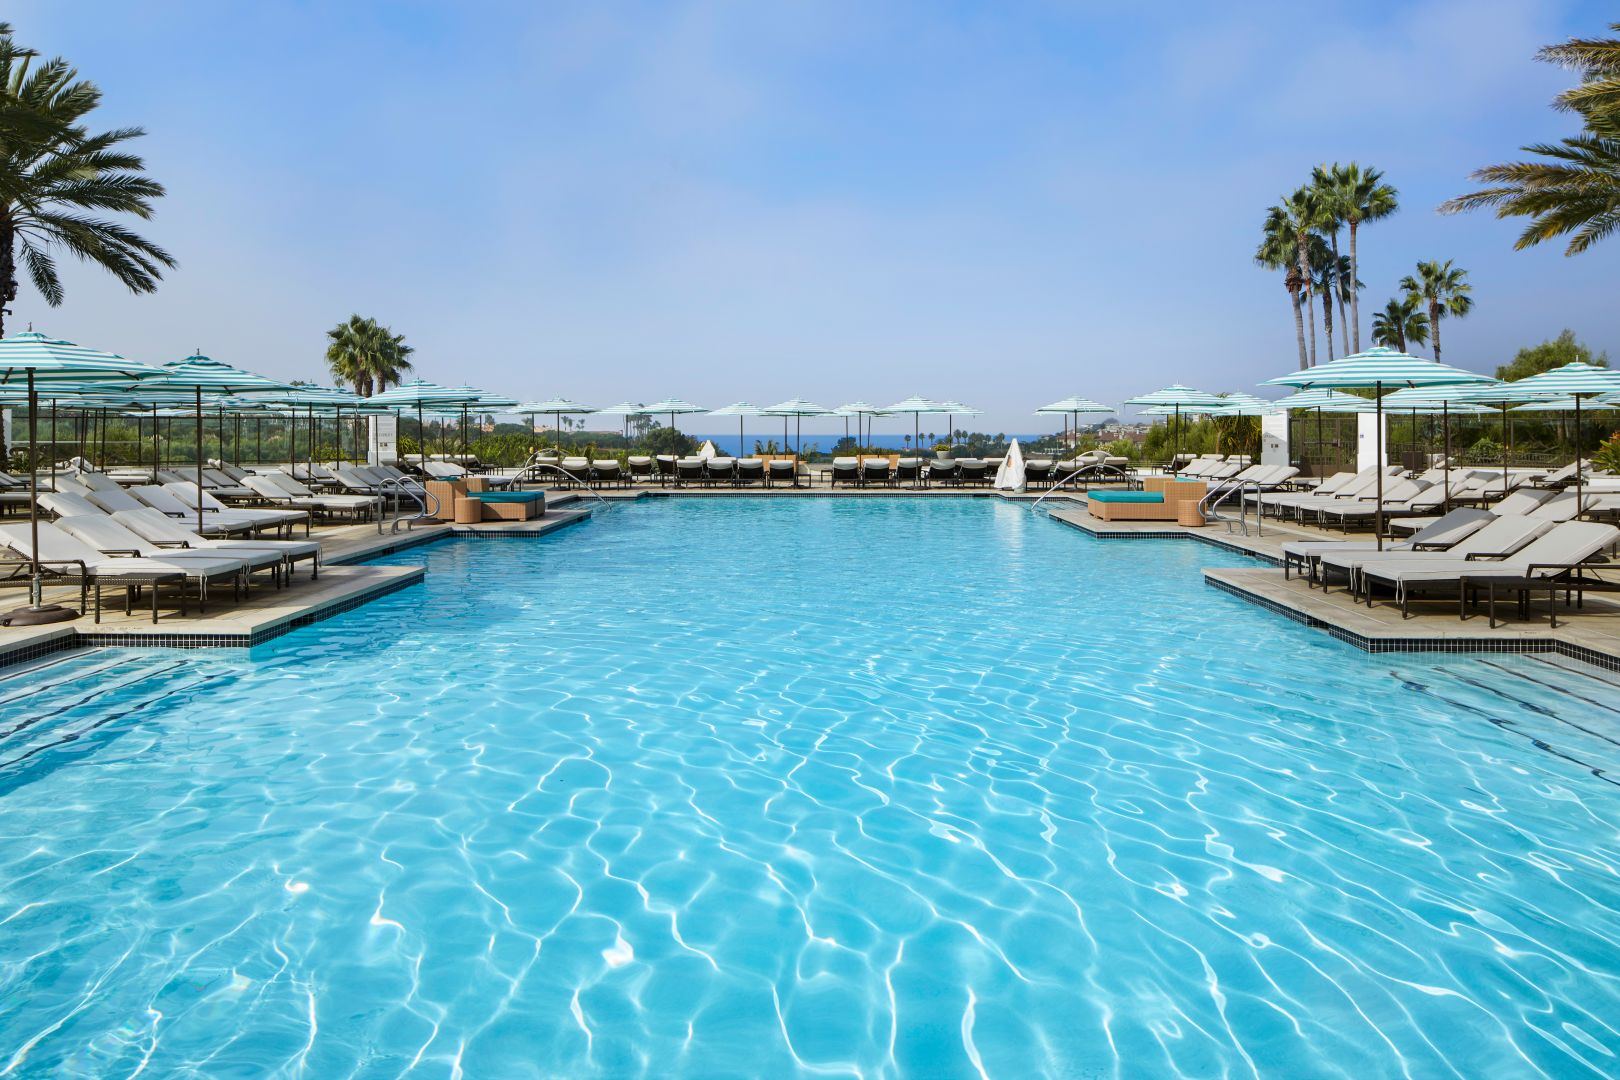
[1282,509,1620,624]
[0,490,324,622]
[828,457,995,487]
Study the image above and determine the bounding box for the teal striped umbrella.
[1036,396,1111,453]
[880,395,950,461]
[1264,347,1493,547]
[834,402,890,450]
[710,402,767,457]
[592,401,648,441]
[369,379,482,464]
[1472,364,1620,500]
[145,355,294,533]
[0,333,168,624]
[644,397,708,448]
[515,398,593,447]
[763,398,834,461]
[1124,385,1226,467]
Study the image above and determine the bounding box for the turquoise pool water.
[3,498,1620,1077]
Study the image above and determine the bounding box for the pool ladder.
[518,454,611,506]
[1198,479,1262,537]
[375,477,439,534]
[1027,463,1137,514]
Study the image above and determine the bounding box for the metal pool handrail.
[376,477,438,534]
[519,454,610,506]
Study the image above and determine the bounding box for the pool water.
[3,498,1620,1078]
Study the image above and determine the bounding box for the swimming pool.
[3,498,1619,1077]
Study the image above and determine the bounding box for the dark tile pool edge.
[1048,510,1284,564]
[1205,575,1620,672]
[0,517,595,671]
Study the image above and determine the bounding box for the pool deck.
[0,505,592,663]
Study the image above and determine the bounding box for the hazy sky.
[9,0,1619,435]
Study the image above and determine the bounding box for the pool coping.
[1045,502,1620,671]
[0,509,593,670]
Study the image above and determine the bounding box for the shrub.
[1463,435,1503,465]
[1593,431,1620,474]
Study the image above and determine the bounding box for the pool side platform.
[0,506,593,667]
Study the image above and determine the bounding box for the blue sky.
[9,0,1619,435]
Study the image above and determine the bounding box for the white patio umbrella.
[709,402,766,457]
[1264,346,1494,548]
[0,332,165,624]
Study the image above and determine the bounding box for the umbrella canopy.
[1476,365,1620,504]
[367,378,481,408]
[710,402,767,457]
[1269,387,1378,411]
[763,398,833,460]
[644,397,707,446]
[1261,347,1492,391]
[1512,395,1620,411]
[1124,385,1227,467]
[879,395,950,461]
[1037,395,1111,414]
[143,354,295,538]
[0,332,166,625]
[834,401,889,450]
[1263,347,1493,548]
[515,398,594,447]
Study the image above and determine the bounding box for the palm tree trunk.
[1322,280,1335,361]
[1330,231,1349,353]
[1290,288,1308,369]
[1348,219,1361,352]
[1295,234,1316,365]
[1429,300,1441,362]
[0,217,13,339]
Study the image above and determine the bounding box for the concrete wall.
[369,414,398,466]
[1356,411,1387,472]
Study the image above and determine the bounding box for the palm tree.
[1441,110,1620,254]
[1311,165,1351,352]
[1256,206,1309,367]
[0,24,176,335]
[1398,260,1472,363]
[1330,164,1398,351]
[324,314,414,396]
[1310,243,1360,361]
[1370,295,1429,353]
[1541,24,1620,121]
[1278,185,1328,366]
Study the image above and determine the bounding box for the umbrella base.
[1,603,80,626]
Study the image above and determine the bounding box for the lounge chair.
[627,456,654,484]
[114,506,321,582]
[170,481,314,535]
[1282,507,1495,582]
[655,455,678,485]
[1389,488,1553,535]
[928,458,959,486]
[591,459,624,488]
[0,521,189,623]
[956,459,989,486]
[675,458,705,485]
[239,475,367,526]
[734,458,764,485]
[1357,520,1620,618]
[766,460,798,487]
[421,460,513,489]
[861,459,892,487]
[54,514,274,603]
[1327,516,1556,597]
[896,458,923,485]
[1023,460,1052,489]
[705,458,737,486]
[829,457,859,488]
[132,484,293,537]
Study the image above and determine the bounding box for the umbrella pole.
[1442,404,1450,513]
[4,369,76,623]
[1576,394,1584,516]
[196,386,206,536]
[1374,383,1385,551]
[739,417,745,458]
